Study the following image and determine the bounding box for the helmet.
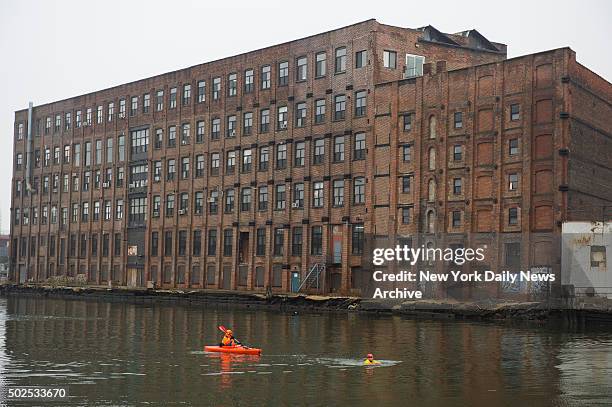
[367,353,373,359]
[226,329,233,335]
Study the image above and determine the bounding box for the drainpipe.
[25,102,33,193]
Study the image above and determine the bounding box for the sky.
[0,0,610,234]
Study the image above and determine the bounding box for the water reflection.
[0,295,611,406]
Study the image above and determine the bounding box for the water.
[0,296,611,406]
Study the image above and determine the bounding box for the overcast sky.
[1,0,610,233]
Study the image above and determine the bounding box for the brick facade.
[10,19,611,297]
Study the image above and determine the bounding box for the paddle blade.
[218,325,227,333]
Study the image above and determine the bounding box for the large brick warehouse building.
[10,19,612,296]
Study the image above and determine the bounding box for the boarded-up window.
[533,205,553,230]
[535,134,553,159]
[476,176,492,198]
[536,64,553,89]
[591,246,607,271]
[206,263,216,285]
[477,210,492,232]
[255,266,265,287]
[429,116,437,139]
[477,75,493,97]
[427,210,435,233]
[163,263,171,283]
[428,147,436,170]
[177,265,185,284]
[150,265,158,282]
[533,241,552,265]
[535,99,553,123]
[272,264,282,287]
[375,146,390,175]
[374,177,390,205]
[191,265,200,284]
[478,109,494,132]
[477,142,493,165]
[238,265,248,286]
[428,179,436,202]
[534,170,553,193]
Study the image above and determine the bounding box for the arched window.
[427,211,435,234]
[428,147,436,170]
[428,179,436,202]
[429,115,437,139]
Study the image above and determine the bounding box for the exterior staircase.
[298,263,326,293]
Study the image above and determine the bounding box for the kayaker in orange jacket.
[220,329,236,346]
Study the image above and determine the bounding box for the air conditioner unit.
[280,122,287,129]
[181,139,188,145]
[178,209,186,215]
[229,130,236,137]
[153,210,159,217]
[119,113,126,118]
[102,182,110,188]
[291,202,300,208]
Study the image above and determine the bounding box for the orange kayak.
[204,345,262,355]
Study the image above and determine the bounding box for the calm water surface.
[0,295,611,406]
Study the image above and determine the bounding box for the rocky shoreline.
[2,284,611,324]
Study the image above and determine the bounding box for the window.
[54,114,61,131]
[383,50,397,69]
[454,112,463,129]
[63,145,71,164]
[294,142,305,167]
[453,178,462,195]
[154,129,163,149]
[452,211,462,227]
[311,226,323,255]
[241,188,251,211]
[164,231,173,256]
[258,146,269,171]
[260,109,270,133]
[165,126,176,147]
[209,190,218,214]
[354,177,365,204]
[402,176,411,193]
[129,197,146,223]
[277,106,288,130]
[313,139,325,164]
[509,207,519,225]
[278,61,289,86]
[256,229,266,256]
[276,143,287,169]
[181,123,190,144]
[509,173,519,191]
[428,147,436,170]
[116,199,124,220]
[293,183,304,208]
[196,121,205,143]
[591,246,607,270]
[505,242,521,268]
[453,145,462,161]
[243,112,253,135]
[244,69,254,93]
[227,115,236,137]
[225,189,235,212]
[258,186,268,210]
[166,194,175,217]
[406,54,425,77]
[210,153,220,175]
[170,87,177,108]
[167,159,176,181]
[509,138,519,156]
[334,94,346,120]
[352,224,364,255]
[180,193,188,212]
[228,73,237,96]
[118,135,125,161]
[261,65,271,89]
[156,90,164,111]
[403,114,412,131]
[295,102,306,127]
[315,99,326,124]
[402,144,412,162]
[313,182,324,207]
[223,229,233,256]
[355,50,367,68]
[334,136,345,162]
[181,157,190,179]
[130,96,138,116]
[106,138,113,163]
[197,81,205,103]
[335,47,346,73]
[273,228,284,256]
[296,56,307,81]
[211,118,220,139]
[152,195,161,217]
[141,93,150,113]
[242,149,252,172]
[104,200,111,220]
[354,133,366,160]
[193,230,202,256]
[333,180,344,207]
[130,129,148,155]
[212,77,221,100]
[76,110,82,127]
[510,104,520,121]
[275,184,286,210]
[97,105,103,123]
[107,103,114,121]
[208,230,217,256]
[315,52,326,77]
[226,150,236,174]
[355,91,367,117]
[292,227,303,256]
[151,232,159,256]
